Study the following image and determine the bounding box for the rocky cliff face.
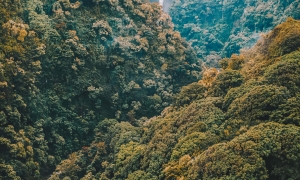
[169,0,300,66]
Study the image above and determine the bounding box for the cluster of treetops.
[1,0,300,179]
[169,0,300,67]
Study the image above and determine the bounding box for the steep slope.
[0,0,202,179]
[48,18,300,180]
[0,1,46,179]
[169,0,300,66]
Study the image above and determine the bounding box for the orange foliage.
[55,22,67,31]
[227,54,245,70]
[198,68,219,88]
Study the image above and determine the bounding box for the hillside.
[0,0,201,178]
[1,0,300,179]
[170,0,300,66]
[47,18,300,180]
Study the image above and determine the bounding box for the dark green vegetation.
[170,0,300,66]
[0,0,200,179]
[46,19,300,179]
[1,0,300,179]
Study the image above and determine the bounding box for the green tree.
[186,122,300,180]
[209,69,244,97]
[264,51,300,94]
[227,85,290,122]
[174,82,206,107]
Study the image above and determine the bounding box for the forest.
[170,0,300,66]
[0,0,300,179]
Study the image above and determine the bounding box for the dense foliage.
[1,0,201,178]
[47,19,300,179]
[169,0,300,66]
[1,0,300,179]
